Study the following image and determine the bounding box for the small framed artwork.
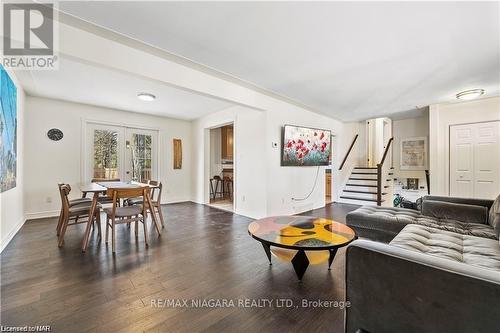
[173,139,182,169]
[400,137,427,170]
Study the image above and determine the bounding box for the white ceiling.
[58,1,500,121]
[15,56,233,120]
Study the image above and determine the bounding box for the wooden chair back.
[148,180,163,203]
[106,186,148,218]
[58,183,71,214]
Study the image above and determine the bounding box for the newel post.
[376,164,382,206]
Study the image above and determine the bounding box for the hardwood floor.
[1,202,359,333]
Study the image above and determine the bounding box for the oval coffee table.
[248,216,356,280]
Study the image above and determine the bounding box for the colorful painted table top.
[248,216,356,250]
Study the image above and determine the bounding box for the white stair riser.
[337,198,378,206]
[348,179,379,186]
[350,173,378,180]
[353,168,378,173]
[343,192,377,200]
[345,185,377,192]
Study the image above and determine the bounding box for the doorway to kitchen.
[207,123,234,212]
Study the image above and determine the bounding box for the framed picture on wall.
[0,66,17,192]
[400,137,427,170]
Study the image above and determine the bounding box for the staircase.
[339,166,394,206]
[337,134,395,207]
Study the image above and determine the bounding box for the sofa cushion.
[347,206,498,240]
[488,195,500,237]
[415,216,498,240]
[422,200,489,225]
[390,224,500,272]
[346,206,423,239]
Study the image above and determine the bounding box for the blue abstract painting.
[0,65,17,192]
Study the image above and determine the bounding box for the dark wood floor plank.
[1,202,359,333]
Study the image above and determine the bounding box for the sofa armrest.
[345,240,500,333]
[422,200,489,224]
[423,195,494,209]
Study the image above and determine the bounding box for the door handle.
[126,171,130,175]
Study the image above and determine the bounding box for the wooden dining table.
[79,181,161,253]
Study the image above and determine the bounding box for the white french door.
[85,122,158,183]
[124,127,158,183]
[450,121,500,199]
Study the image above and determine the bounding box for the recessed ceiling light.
[137,92,156,101]
[456,89,484,101]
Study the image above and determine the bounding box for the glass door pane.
[126,128,157,183]
[131,133,152,182]
[85,123,124,182]
[93,129,119,180]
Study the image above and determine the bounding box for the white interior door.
[85,123,124,182]
[473,122,500,198]
[450,121,500,199]
[124,128,158,183]
[450,124,474,197]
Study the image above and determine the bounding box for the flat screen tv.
[281,125,331,166]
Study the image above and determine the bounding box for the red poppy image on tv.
[281,125,331,166]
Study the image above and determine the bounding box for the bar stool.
[210,176,224,200]
[223,176,233,200]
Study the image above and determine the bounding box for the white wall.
[265,108,358,216]
[192,106,267,219]
[191,104,362,219]
[429,96,500,195]
[0,70,26,252]
[24,96,192,218]
[392,113,430,185]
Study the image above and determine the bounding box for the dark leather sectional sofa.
[344,195,500,333]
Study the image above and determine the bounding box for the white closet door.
[450,124,474,197]
[473,122,500,199]
[450,121,500,199]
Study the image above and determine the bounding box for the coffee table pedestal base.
[260,242,339,280]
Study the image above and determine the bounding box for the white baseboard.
[25,210,59,220]
[0,215,26,253]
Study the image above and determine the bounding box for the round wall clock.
[47,128,64,141]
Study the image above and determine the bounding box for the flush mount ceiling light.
[456,89,484,101]
[137,92,156,101]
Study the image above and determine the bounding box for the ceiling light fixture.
[137,92,156,101]
[456,89,484,101]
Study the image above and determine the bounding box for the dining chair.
[56,183,93,235]
[126,181,165,228]
[57,184,102,247]
[104,187,149,253]
[146,180,165,228]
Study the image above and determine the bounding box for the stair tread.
[344,190,387,195]
[351,172,377,175]
[354,167,377,169]
[340,196,384,203]
[349,178,378,181]
[346,184,377,187]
